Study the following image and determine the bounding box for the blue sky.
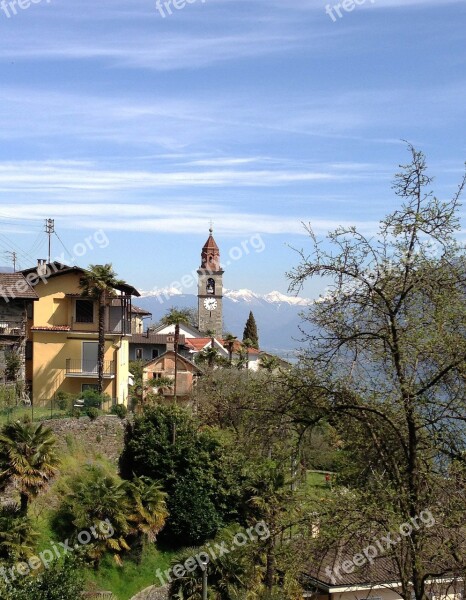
[0,0,465,298]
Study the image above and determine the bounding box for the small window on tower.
[206,278,215,295]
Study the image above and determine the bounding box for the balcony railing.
[70,319,132,335]
[65,359,115,377]
[0,321,25,336]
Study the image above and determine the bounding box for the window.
[136,348,143,360]
[152,348,159,359]
[26,303,33,320]
[206,278,215,295]
[25,341,33,360]
[76,299,94,323]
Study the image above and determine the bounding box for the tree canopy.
[286,145,466,600]
[243,311,259,348]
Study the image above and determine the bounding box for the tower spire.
[200,227,220,270]
[197,227,223,336]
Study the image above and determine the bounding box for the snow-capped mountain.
[140,287,310,307]
[139,286,184,299]
[134,288,311,356]
[224,288,310,307]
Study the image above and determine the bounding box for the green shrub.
[0,557,84,599]
[55,390,74,411]
[65,433,74,450]
[82,390,102,408]
[82,390,111,409]
[120,404,239,547]
[111,404,128,419]
[5,351,21,381]
[71,408,81,419]
[86,407,99,421]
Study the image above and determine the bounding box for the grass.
[0,406,68,426]
[306,470,329,489]
[84,544,176,600]
[25,434,176,600]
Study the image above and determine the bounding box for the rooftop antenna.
[45,218,55,263]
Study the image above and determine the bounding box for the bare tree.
[287,145,466,600]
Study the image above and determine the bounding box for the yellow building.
[21,262,140,408]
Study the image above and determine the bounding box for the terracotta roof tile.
[303,539,464,590]
[31,326,71,331]
[185,337,260,355]
[131,333,185,345]
[0,273,38,300]
[219,339,260,354]
[130,305,152,316]
[184,338,213,351]
[203,232,219,251]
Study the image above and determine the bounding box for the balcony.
[69,318,132,335]
[0,321,25,336]
[65,359,115,378]
[68,295,133,335]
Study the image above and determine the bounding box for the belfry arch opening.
[206,278,215,295]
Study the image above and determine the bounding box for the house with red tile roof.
[142,350,202,402]
[0,272,38,386]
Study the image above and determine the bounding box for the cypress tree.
[242,311,259,348]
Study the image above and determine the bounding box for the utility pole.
[5,251,17,272]
[202,565,208,600]
[45,218,55,263]
[200,558,208,600]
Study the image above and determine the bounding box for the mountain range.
[135,288,311,357]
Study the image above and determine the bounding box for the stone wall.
[130,585,169,600]
[44,415,129,462]
[0,415,130,506]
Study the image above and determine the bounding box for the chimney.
[37,259,47,277]
[166,334,174,352]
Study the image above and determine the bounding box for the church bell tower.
[197,228,223,336]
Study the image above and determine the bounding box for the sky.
[0,0,465,299]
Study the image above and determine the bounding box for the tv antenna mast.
[45,219,55,263]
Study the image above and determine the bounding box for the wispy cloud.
[0,160,372,193]
[0,201,379,236]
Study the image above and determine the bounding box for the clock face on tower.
[203,298,218,311]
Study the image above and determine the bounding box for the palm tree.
[246,464,294,596]
[161,308,191,401]
[196,346,219,368]
[205,328,216,348]
[0,504,37,561]
[0,421,58,515]
[259,355,280,373]
[242,338,254,370]
[169,524,261,599]
[57,464,131,566]
[223,333,237,366]
[79,264,127,395]
[235,348,248,370]
[127,476,168,545]
[147,376,175,399]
